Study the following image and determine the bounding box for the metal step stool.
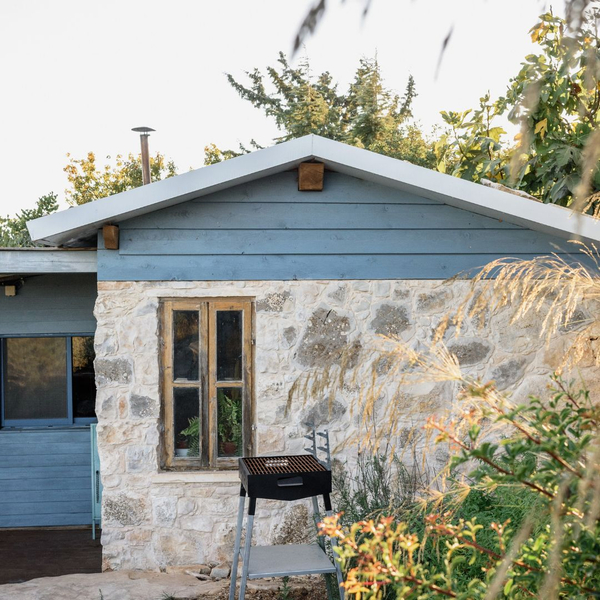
[228,451,345,600]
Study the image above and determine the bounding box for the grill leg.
[324,494,345,600]
[238,497,256,600]
[312,497,335,600]
[229,486,247,600]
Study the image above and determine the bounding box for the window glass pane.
[216,311,243,381]
[173,311,199,381]
[5,337,68,421]
[217,388,242,457]
[174,387,200,458]
[72,336,96,419]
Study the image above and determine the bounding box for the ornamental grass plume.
[447,243,600,370]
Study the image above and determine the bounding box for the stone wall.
[94,280,596,571]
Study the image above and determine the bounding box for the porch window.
[161,299,253,470]
[0,335,96,427]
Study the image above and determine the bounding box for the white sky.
[0,0,552,215]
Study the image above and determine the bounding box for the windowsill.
[151,471,240,484]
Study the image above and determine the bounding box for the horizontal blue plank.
[0,466,90,480]
[0,430,90,445]
[1,454,91,468]
[0,477,90,492]
[0,500,91,515]
[0,488,91,503]
[123,203,522,231]
[0,513,92,528]
[0,442,91,456]
[98,253,588,282]
[119,228,571,256]
[0,310,95,325]
[191,172,438,205]
[0,321,96,336]
[0,297,96,310]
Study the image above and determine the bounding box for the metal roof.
[27,134,600,246]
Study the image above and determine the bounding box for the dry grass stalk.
[446,243,600,370]
[539,476,572,600]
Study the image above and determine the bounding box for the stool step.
[247,544,337,578]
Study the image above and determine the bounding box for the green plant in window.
[217,390,243,456]
[179,417,200,457]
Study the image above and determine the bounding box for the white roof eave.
[28,136,316,246]
[27,134,600,246]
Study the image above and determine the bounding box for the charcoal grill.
[239,455,331,501]
[229,453,344,600]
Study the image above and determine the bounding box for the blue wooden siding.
[0,429,92,527]
[0,273,97,336]
[98,172,576,281]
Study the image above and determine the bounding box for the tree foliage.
[64,151,177,206]
[205,54,435,168]
[0,150,178,246]
[0,193,59,247]
[436,10,600,211]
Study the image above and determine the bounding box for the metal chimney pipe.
[132,127,155,185]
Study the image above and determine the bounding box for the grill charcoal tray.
[239,455,331,501]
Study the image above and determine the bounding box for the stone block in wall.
[95,358,133,385]
[152,497,178,528]
[126,445,157,473]
[129,394,159,419]
[447,338,492,367]
[256,425,285,454]
[103,493,149,527]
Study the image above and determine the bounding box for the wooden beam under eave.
[103,225,120,250]
[298,162,325,191]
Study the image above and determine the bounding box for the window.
[161,299,253,470]
[0,335,96,427]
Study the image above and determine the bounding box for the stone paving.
[0,571,325,600]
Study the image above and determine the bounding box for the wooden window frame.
[161,298,254,471]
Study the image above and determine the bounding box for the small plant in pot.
[175,436,189,457]
[179,416,200,457]
[218,390,243,456]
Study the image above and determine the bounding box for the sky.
[0,0,553,215]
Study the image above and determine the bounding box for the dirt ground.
[217,577,328,599]
[0,527,102,584]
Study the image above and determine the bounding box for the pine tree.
[207,53,434,168]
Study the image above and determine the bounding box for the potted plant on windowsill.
[175,437,189,457]
[179,417,200,457]
[218,390,243,457]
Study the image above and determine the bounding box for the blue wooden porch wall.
[98,172,576,281]
[0,274,97,528]
[0,273,97,335]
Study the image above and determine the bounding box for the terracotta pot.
[222,442,238,456]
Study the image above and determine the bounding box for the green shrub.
[321,377,600,598]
